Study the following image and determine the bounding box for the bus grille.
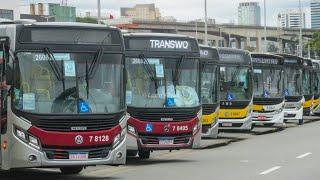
[17,111,124,132]
[202,104,218,115]
[128,107,200,122]
[43,146,110,160]
[139,133,192,145]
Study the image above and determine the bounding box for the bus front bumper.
[126,117,202,151]
[284,107,303,121]
[252,111,284,126]
[201,120,219,138]
[7,132,127,169]
[218,115,252,130]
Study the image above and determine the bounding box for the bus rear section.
[199,45,219,138]
[217,48,253,131]
[312,60,320,115]
[278,54,304,125]
[251,54,285,127]
[0,22,127,173]
[302,59,314,116]
[124,33,202,159]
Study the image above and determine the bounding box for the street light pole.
[204,0,208,45]
[264,0,267,52]
[97,0,101,24]
[299,0,303,57]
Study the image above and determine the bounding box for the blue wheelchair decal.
[264,90,270,98]
[227,93,234,101]
[79,101,90,113]
[145,123,153,133]
[166,97,175,107]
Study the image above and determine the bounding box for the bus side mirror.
[6,65,13,86]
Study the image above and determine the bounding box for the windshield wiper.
[172,55,185,93]
[43,47,65,90]
[85,48,104,98]
[139,54,159,93]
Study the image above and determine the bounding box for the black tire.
[60,166,83,175]
[127,150,138,157]
[138,150,150,159]
[298,119,304,125]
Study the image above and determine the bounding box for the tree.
[76,17,98,24]
[308,32,320,55]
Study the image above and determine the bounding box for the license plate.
[222,122,233,127]
[69,152,89,160]
[257,116,267,121]
[159,139,174,145]
[255,122,264,126]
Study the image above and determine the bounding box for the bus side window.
[0,38,9,134]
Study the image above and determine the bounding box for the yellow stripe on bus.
[201,111,218,125]
[253,104,263,111]
[303,98,314,108]
[219,106,250,119]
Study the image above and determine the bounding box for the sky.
[19,0,313,27]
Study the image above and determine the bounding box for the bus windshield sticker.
[54,53,71,61]
[145,123,153,133]
[126,90,132,105]
[79,100,90,113]
[254,69,262,74]
[23,93,35,110]
[166,97,176,107]
[155,64,164,78]
[64,60,76,77]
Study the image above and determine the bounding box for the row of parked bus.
[0,21,318,175]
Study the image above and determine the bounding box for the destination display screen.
[19,27,121,45]
[125,38,198,52]
[200,47,219,60]
[251,57,281,65]
[284,58,300,64]
[218,49,251,64]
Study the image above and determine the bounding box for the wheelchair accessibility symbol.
[145,123,153,133]
[79,101,90,113]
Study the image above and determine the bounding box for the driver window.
[0,38,9,134]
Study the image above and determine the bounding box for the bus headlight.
[113,128,126,148]
[193,122,201,135]
[14,127,40,150]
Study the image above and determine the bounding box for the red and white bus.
[124,33,202,159]
[0,22,127,174]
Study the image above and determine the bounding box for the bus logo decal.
[71,126,87,131]
[75,135,84,145]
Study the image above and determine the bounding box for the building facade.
[279,9,306,28]
[29,3,76,22]
[311,0,320,29]
[0,0,19,20]
[238,2,261,26]
[121,4,161,21]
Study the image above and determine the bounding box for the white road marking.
[260,166,281,175]
[296,152,312,159]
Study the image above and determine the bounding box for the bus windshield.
[220,66,252,101]
[253,68,284,98]
[201,64,218,104]
[284,67,302,96]
[13,52,123,114]
[126,57,200,108]
[314,72,320,95]
[303,69,313,95]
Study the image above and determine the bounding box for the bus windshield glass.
[314,72,320,95]
[126,57,200,108]
[220,66,252,101]
[13,52,123,114]
[284,67,302,96]
[253,68,284,98]
[303,69,313,95]
[201,64,218,104]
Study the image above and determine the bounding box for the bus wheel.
[60,166,83,175]
[138,150,150,159]
[127,150,138,157]
[298,119,304,125]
